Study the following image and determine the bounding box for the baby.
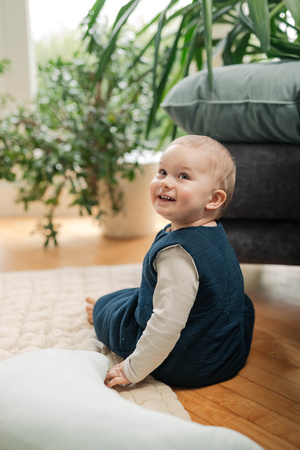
[86,135,255,388]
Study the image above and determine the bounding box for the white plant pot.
[100,151,162,238]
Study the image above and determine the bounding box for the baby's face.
[150,143,218,230]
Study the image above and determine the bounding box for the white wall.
[0,181,79,217]
[0,0,36,101]
[0,0,52,216]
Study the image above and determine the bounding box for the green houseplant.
[84,0,300,135]
[0,26,153,246]
[0,59,10,75]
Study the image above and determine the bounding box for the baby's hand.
[105,361,130,388]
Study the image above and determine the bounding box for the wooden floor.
[1,216,299,450]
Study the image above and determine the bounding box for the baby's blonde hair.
[167,135,236,219]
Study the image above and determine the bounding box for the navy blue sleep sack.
[93,222,255,387]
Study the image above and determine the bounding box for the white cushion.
[0,349,262,450]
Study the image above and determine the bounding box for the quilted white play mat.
[0,265,261,449]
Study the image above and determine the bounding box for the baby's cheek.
[149,179,158,204]
[179,188,193,203]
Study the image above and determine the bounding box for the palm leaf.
[234,31,252,63]
[182,22,205,76]
[136,13,161,37]
[152,0,184,109]
[201,0,213,92]
[247,0,270,53]
[214,0,239,5]
[81,0,106,40]
[110,0,140,31]
[213,3,239,22]
[94,0,141,81]
[128,35,156,69]
[147,15,185,136]
[283,0,300,27]
[222,23,246,64]
[153,1,181,88]
[270,36,300,58]
[237,4,255,33]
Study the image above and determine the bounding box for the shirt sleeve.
[124,244,199,384]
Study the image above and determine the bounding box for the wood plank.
[0,217,155,271]
[196,383,300,448]
[249,348,300,383]
[222,375,300,421]
[252,300,300,340]
[174,390,298,450]
[240,361,300,403]
[252,329,300,368]
[189,411,210,425]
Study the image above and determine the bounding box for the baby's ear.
[206,190,227,211]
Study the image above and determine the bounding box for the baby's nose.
[160,177,172,189]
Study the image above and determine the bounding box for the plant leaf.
[201,0,213,92]
[222,23,245,65]
[94,0,141,81]
[282,0,300,27]
[237,3,255,33]
[182,21,205,76]
[81,0,106,40]
[110,0,140,31]
[234,31,251,63]
[147,14,185,136]
[153,0,179,93]
[247,0,270,53]
[269,36,300,58]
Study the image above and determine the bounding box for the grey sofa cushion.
[161,61,300,144]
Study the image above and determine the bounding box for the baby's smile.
[158,195,175,202]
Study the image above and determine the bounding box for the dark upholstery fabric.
[220,143,300,265]
[224,143,300,220]
[222,219,300,265]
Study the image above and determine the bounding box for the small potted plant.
[0,24,160,245]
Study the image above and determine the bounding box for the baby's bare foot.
[85,297,96,325]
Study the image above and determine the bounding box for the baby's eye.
[159,169,167,176]
[179,173,189,180]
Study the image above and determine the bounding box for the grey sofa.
[161,60,300,265]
